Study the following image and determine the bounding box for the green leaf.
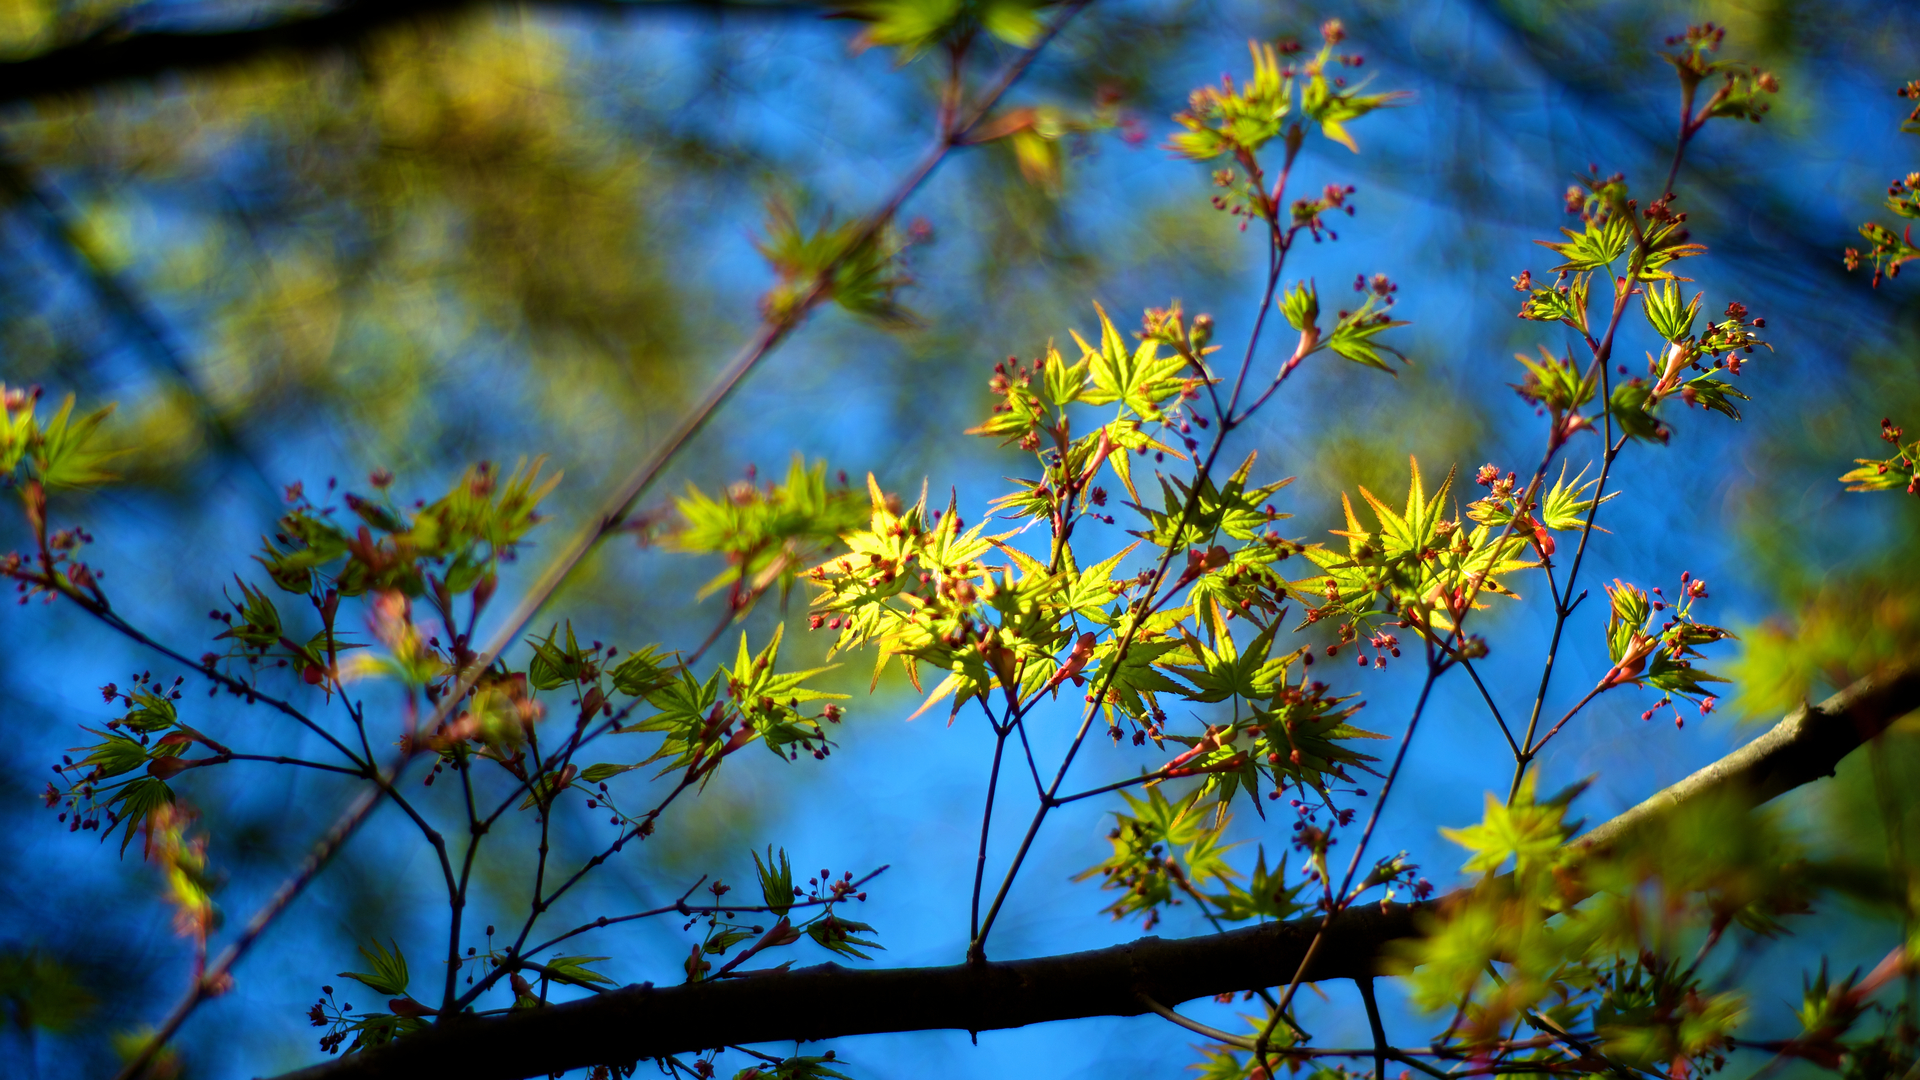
[1040,341,1088,408]
[1642,280,1702,342]
[806,915,883,960]
[845,0,960,51]
[1165,618,1288,704]
[1302,76,1410,153]
[1086,634,1188,723]
[754,846,796,916]
[1537,215,1631,273]
[78,732,156,781]
[1538,462,1616,532]
[1607,381,1670,444]
[704,927,759,955]
[106,777,174,857]
[733,1054,855,1080]
[526,622,587,691]
[977,0,1043,46]
[611,645,676,698]
[630,665,724,775]
[1074,302,1188,420]
[1075,788,1243,924]
[1280,280,1319,333]
[0,948,94,1033]
[757,198,913,326]
[1605,579,1652,664]
[32,395,121,490]
[1511,346,1595,415]
[1171,41,1295,161]
[338,939,411,998]
[541,955,613,986]
[1439,774,1578,875]
[1679,373,1749,421]
[1517,275,1589,328]
[1325,299,1409,373]
[1202,846,1306,923]
[667,456,867,604]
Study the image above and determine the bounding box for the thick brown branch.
[0,0,819,107]
[271,664,1919,1080]
[1577,663,1919,852]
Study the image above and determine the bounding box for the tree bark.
[268,664,1918,1080]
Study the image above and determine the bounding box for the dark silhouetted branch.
[0,0,823,107]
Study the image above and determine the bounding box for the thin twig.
[969,123,1304,965]
[1458,656,1520,758]
[970,718,1009,943]
[1360,977,1389,1080]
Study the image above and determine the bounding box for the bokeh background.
[1,0,1917,1076]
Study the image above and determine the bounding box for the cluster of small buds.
[1473,467,1517,500]
[309,985,354,1055]
[986,355,1038,396]
[800,869,868,904]
[1565,167,1627,224]
[1882,418,1905,445]
[1140,301,1216,358]
[1208,178,1270,231]
[46,526,93,551]
[1122,718,1163,748]
[1,383,39,411]
[1690,301,1766,377]
[1640,692,1690,729]
[467,460,496,498]
[1354,272,1398,301]
[5,507,106,605]
[1644,191,1685,225]
[1352,630,1401,670]
[1292,184,1357,242]
[48,672,194,833]
[1647,570,1707,614]
[1665,23,1725,50]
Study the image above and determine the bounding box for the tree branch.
[270,664,1920,1080]
[1577,663,1919,853]
[0,0,823,106]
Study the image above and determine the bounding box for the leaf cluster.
[1839,418,1919,496]
[667,456,869,604]
[257,460,556,601]
[757,198,915,328]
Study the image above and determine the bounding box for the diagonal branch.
[268,663,1920,1080]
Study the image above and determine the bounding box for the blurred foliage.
[0,946,94,1034]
